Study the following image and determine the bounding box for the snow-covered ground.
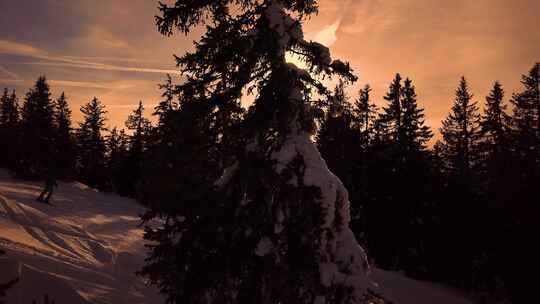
[0,168,475,304]
[0,169,162,304]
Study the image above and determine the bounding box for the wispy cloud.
[48,80,117,89]
[0,40,42,57]
[0,64,21,81]
[306,19,342,46]
[0,39,180,75]
[18,61,182,75]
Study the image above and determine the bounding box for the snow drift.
[0,169,162,304]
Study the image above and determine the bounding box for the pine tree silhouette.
[366,74,433,274]
[76,97,107,189]
[53,92,76,179]
[438,77,483,288]
[502,62,540,303]
[18,76,56,179]
[121,101,152,197]
[0,88,20,169]
[439,77,482,183]
[106,127,129,194]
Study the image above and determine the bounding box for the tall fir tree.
[350,84,378,242]
[510,63,540,185]
[439,77,482,183]
[316,81,359,193]
[401,78,432,151]
[368,74,433,275]
[378,74,403,144]
[502,63,540,303]
[141,1,373,303]
[153,74,179,127]
[106,127,129,194]
[353,85,378,151]
[53,92,76,179]
[77,97,107,189]
[438,76,483,288]
[123,101,152,197]
[18,76,56,178]
[0,89,20,169]
[316,81,363,238]
[479,82,512,204]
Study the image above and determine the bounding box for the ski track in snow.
[0,169,162,304]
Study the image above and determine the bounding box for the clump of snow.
[265,1,303,56]
[214,162,239,190]
[309,42,332,66]
[255,237,273,257]
[287,62,311,79]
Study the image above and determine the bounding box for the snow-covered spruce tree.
[141,1,373,303]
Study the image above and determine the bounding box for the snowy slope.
[0,169,162,304]
[0,168,475,304]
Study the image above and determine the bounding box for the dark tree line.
[0,76,152,198]
[316,65,540,303]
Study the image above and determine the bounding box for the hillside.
[0,169,162,304]
[0,169,474,304]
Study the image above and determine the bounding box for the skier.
[37,175,58,204]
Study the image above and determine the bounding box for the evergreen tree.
[439,77,482,183]
[502,63,540,303]
[509,63,540,185]
[53,92,76,179]
[316,81,362,237]
[353,85,378,151]
[316,81,358,191]
[438,77,482,288]
[350,85,378,243]
[18,76,56,178]
[106,127,129,194]
[378,74,403,144]
[0,89,19,127]
[77,97,107,189]
[141,1,372,303]
[401,78,432,151]
[368,75,433,275]
[0,89,20,169]
[123,101,152,197]
[153,74,178,127]
[479,82,512,204]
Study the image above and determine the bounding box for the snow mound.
[0,169,162,304]
[371,268,474,304]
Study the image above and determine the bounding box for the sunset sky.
[1,0,539,137]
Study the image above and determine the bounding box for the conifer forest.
[0,1,538,304]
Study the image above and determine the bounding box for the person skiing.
[37,174,58,204]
